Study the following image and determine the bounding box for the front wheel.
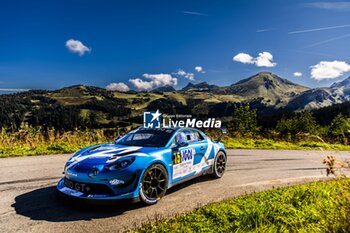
[212,151,226,178]
[139,164,168,205]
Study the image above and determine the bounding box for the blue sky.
[1,0,350,92]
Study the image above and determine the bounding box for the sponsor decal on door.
[172,148,195,179]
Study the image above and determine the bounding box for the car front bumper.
[56,177,140,203]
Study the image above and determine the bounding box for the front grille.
[64,177,113,195]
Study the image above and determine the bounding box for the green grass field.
[1,135,350,158]
[134,179,350,233]
[223,137,350,151]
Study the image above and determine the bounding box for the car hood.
[68,143,161,166]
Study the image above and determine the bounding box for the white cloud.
[129,78,154,91]
[233,52,276,67]
[174,69,195,80]
[233,53,254,64]
[185,73,194,80]
[255,52,276,67]
[310,60,350,80]
[195,66,205,73]
[106,82,130,92]
[293,72,303,77]
[129,73,177,91]
[65,39,91,56]
[176,69,186,76]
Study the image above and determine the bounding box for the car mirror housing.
[177,141,188,147]
[115,135,121,142]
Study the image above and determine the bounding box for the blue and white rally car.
[57,127,227,205]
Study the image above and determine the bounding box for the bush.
[329,114,350,144]
[228,105,258,137]
[276,112,318,141]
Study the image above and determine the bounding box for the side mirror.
[115,135,121,142]
[222,127,227,135]
[177,141,188,147]
[216,127,227,142]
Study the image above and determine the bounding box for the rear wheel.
[139,164,168,205]
[212,151,226,178]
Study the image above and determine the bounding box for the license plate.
[60,187,84,197]
[64,178,91,193]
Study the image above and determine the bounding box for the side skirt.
[168,166,213,188]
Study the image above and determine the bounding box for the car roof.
[137,126,202,132]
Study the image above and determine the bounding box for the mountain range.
[2,71,350,131]
[180,72,350,110]
[3,72,350,111]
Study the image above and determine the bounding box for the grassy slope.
[0,138,350,158]
[223,138,350,151]
[135,179,350,233]
[1,137,350,158]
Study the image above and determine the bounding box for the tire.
[212,151,226,178]
[139,164,168,205]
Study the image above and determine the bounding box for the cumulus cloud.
[174,69,195,80]
[129,73,177,91]
[106,82,130,92]
[176,69,186,76]
[233,52,276,67]
[65,39,91,56]
[310,60,350,80]
[233,53,254,64]
[293,72,303,77]
[195,66,205,73]
[255,52,276,67]
[129,79,154,91]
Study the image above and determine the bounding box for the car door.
[188,130,209,172]
[171,131,197,182]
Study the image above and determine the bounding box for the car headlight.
[106,157,136,170]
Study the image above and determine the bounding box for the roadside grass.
[1,132,350,158]
[0,128,111,158]
[1,128,350,158]
[134,179,350,233]
[0,143,91,157]
[223,137,350,151]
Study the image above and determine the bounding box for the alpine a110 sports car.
[57,127,227,205]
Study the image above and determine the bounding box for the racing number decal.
[172,149,194,165]
[172,148,195,179]
[173,151,181,164]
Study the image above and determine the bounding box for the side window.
[170,138,176,147]
[195,131,205,141]
[183,130,195,143]
[172,131,187,146]
[188,130,204,142]
[171,130,204,146]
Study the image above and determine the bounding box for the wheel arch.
[211,149,227,174]
[218,149,227,156]
[137,160,170,188]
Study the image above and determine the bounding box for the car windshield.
[116,128,175,147]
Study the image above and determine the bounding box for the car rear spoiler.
[216,127,227,142]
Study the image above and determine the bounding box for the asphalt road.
[1,149,350,233]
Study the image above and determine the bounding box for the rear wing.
[216,127,227,142]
